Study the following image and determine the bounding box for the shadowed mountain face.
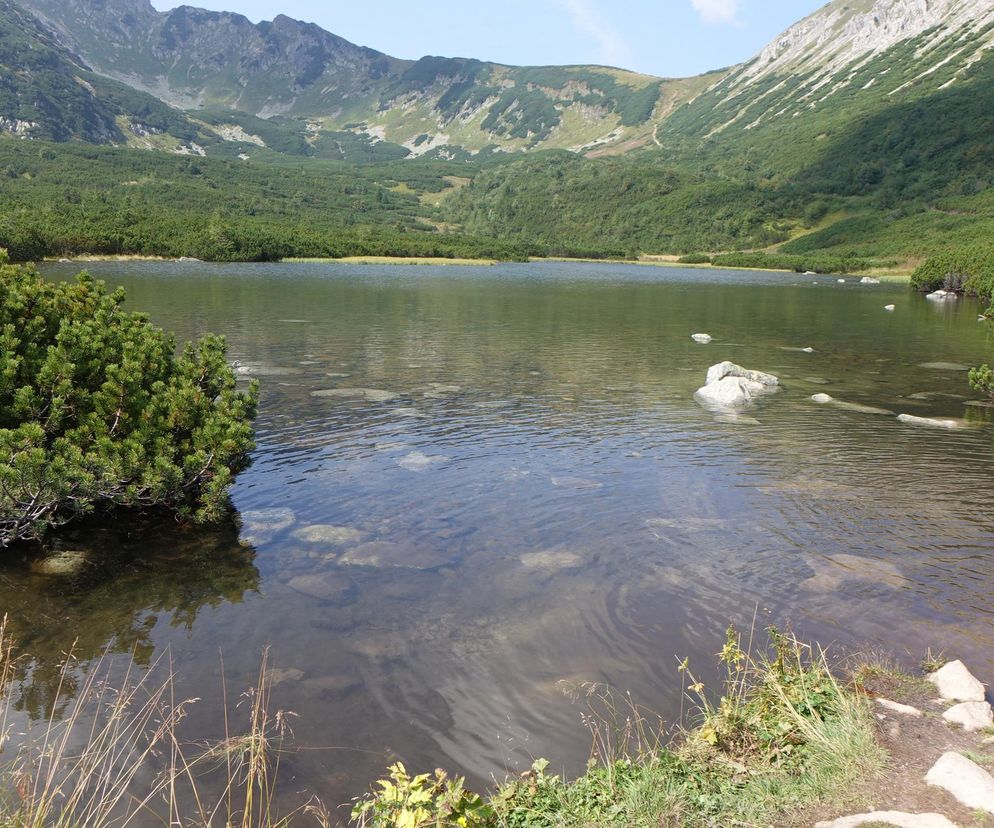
[0,0,216,144]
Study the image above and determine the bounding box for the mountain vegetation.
[2,0,994,267]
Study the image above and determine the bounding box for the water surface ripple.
[4,260,993,811]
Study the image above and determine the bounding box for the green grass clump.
[677,253,712,264]
[356,628,883,828]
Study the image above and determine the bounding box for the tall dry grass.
[0,617,329,828]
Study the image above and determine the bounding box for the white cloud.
[550,0,634,68]
[691,0,742,25]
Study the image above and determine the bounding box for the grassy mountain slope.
[12,0,711,157]
[445,0,994,261]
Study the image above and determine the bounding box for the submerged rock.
[801,553,908,592]
[266,667,305,686]
[804,376,832,384]
[831,400,895,416]
[919,362,970,371]
[311,388,400,402]
[551,475,602,490]
[240,507,296,544]
[397,451,448,472]
[340,541,452,570]
[233,363,302,377]
[292,525,362,545]
[31,549,90,577]
[929,660,987,702]
[287,572,356,603]
[519,549,582,570]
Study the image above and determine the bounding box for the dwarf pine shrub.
[0,252,258,545]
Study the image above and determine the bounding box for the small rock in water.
[691,333,712,344]
[860,276,881,284]
[925,752,994,813]
[292,525,362,545]
[898,413,967,430]
[884,304,896,311]
[929,660,987,702]
[811,393,833,404]
[837,278,846,284]
[804,376,831,384]
[31,549,90,577]
[397,451,447,472]
[943,701,994,732]
[926,290,958,301]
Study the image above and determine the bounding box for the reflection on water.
[1,519,258,719]
[7,260,994,813]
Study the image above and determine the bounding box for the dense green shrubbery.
[0,254,258,546]
[677,253,712,264]
[910,245,994,298]
[709,251,869,274]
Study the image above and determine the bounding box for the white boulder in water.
[926,289,958,301]
[691,333,713,344]
[860,276,881,284]
[885,304,896,311]
[811,393,833,404]
[696,362,779,408]
[898,413,967,430]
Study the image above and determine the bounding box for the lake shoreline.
[44,252,913,280]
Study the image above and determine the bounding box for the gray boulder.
[943,701,994,732]
[926,752,994,813]
[929,660,987,702]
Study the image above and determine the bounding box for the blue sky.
[149,0,828,77]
